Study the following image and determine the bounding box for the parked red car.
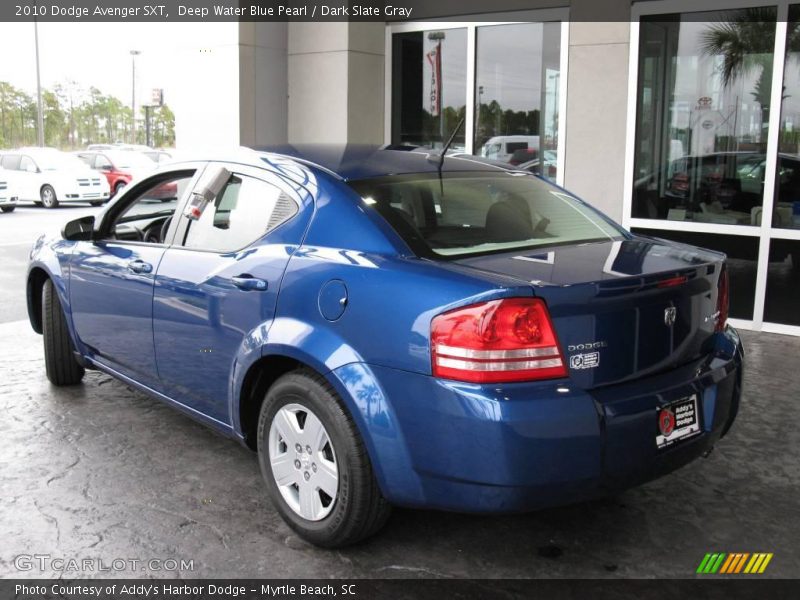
[75,150,157,197]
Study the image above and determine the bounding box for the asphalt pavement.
[1,205,798,579]
[0,203,102,324]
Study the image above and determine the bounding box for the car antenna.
[437,116,465,195]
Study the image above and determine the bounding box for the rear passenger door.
[152,162,310,423]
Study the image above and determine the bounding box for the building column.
[563,0,632,221]
[239,22,288,146]
[287,22,384,144]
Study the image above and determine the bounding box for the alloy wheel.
[268,402,338,521]
[41,188,55,208]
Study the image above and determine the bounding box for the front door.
[68,168,200,385]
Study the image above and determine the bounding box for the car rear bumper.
[333,327,743,513]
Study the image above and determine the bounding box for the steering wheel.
[159,216,173,243]
[141,217,173,244]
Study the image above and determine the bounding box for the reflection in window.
[632,10,776,225]
[631,228,758,320]
[183,175,297,253]
[391,28,467,149]
[474,22,561,181]
[764,239,800,325]
[111,173,194,243]
[774,5,800,230]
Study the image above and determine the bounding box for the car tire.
[41,185,58,208]
[114,182,126,196]
[1,206,15,213]
[89,201,104,207]
[257,369,390,548]
[42,279,85,386]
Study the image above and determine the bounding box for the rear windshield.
[349,172,624,258]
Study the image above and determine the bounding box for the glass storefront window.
[473,22,561,181]
[632,10,777,226]
[391,28,467,150]
[773,5,800,230]
[764,238,800,324]
[390,21,562,180]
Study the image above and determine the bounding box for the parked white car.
[481,135,540,162]
[0,169,18,213]
[0,148,110,208]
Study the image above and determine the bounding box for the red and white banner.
[426,46,441,117]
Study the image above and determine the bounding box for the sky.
[0,21,237,107]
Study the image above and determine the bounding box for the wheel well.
[238,355,304,450]
[27,268,49,333]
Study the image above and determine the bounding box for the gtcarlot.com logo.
[697,552,773,574]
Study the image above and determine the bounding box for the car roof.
[252,144,511,181]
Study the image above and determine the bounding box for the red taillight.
[657,275,688,288]
[430,298,567,383]
[716,267,729,332]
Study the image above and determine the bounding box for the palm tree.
[700,7,800,134]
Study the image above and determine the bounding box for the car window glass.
[182,174,297,253]
[107,172,194,244]
[95,155,112,169]
[1,155,20,170]
[351,173,623,258]
[19,156,35,172]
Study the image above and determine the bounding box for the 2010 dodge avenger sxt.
[26,145,743,547]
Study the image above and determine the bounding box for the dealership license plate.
[656,395,701,449]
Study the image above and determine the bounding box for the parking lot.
[1,205,798,579]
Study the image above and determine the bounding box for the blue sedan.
[26,145,743,547]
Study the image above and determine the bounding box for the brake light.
[657,275,688,288]
[431,298,567,383]
[715,267,729,332]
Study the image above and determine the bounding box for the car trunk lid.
[453,237,725,389]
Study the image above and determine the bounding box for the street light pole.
[33,15,44,146]
[130,50,141,144]
[476,85,484,151]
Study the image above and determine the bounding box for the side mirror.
[183,166,231,220]
[62,215,96,241]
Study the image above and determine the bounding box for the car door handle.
[127,260,153,274]
[231,275,268,291]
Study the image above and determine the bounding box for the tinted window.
[774,6,800,231]
[350,172,623,258]
[632,11,776,224]
[1,154,21,170]
[474,22,562,182]
[391,28,467,150]
[182,174,297,253]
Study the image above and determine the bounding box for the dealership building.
[173,0,800,336]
